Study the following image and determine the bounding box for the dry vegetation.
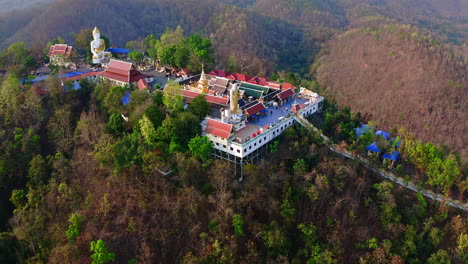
[314,24,468,157]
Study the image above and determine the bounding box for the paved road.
[294,115,468,211]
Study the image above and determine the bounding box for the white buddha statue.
[90,27,111,64]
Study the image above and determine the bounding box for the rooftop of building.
[48,44,73,57]
[232,96,309,143]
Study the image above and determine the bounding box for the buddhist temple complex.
[173,70,324,178]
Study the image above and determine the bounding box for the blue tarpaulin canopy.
[382,151,400,161]
[366,142,381,153]
[375,130,390,140]
[107,48,130,54]
[122,91,131,105]
[251,115,259,119]
[354,124,374,138]
[260,109,268,113]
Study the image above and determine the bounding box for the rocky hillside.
[314,24,468,156]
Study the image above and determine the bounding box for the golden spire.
[93,26,100,36]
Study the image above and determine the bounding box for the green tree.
[0,75,21,126]
[162,80,183,113]
[104,85,127,114]
[90,239,115,264]
[293,159,307,176]
[427,249,451,264]
[107,113,125,135]
[113,132,143,171]
[173,112,201,148]
[139,115,157,147]
[27,155,48,187]
[66,213,82,243]
[144,105,164,128]
[232,213,244,237]
[144,34,158,61]
[189,95,210,119]
[128,51,144,64]
[188,135,212,161]
[186,34,214,70]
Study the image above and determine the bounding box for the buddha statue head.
[93,27,101,41]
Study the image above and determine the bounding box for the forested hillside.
[314,24,468,157]
[0,1,467,262]
[0,74,465,263]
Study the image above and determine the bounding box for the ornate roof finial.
[200,63,207,81]
[93,26,100,36]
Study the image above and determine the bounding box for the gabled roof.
[227,73,250,82]
[180,68,192,75]
[277,88,294,100]
[266,81,281,89]
[282,82,295,90]
[244,102,265,116]
[208,69,229,77]
[137,79,149,90]
[98,60,148,84]
[182,89,201,99]
[48,44,73,57]
[206,95,229,105]
[204,119,233,139]
[210,77,229,94]
[248,76,268,86]
[182,90,229,105]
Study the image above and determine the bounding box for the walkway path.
[294,114,468,211]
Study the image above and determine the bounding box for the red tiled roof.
[227,73,250,82]
[180,68,192,75]
[98,60,147,84]
[48,44,73,57]
[182,90,229,105]
[129,70,149,83]
[137,79,149,90]
[245,102,265,115]
[204,119,232,139]
[183,90,201,99]
[282,82,295,90]
[277,88,294,100]
[98,71,128,83]
[248,76,268,86]
[206,95,229,105]
[266,81,281,89]
[62,71,99,81]
[108,59,132,71]
[208,69,229,77]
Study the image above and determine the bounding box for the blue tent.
[107,48,130,54]
[122,91,131,105]
[375,130,390,140]
[366,142,381,153]
[355,124,373,138]
[382,151,400,161]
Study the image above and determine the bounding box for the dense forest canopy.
[0,0,466,263]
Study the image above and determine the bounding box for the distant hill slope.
[0,0,52,14]
[314,24,468,156]
[0,0,312,74]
